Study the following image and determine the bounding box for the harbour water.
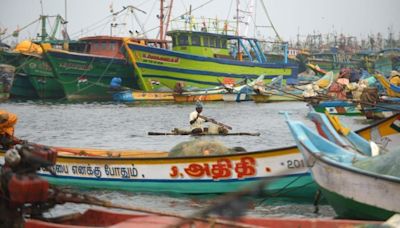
[1,100,371,218]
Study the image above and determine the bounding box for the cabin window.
[209,37,216,47]
[216,38,221,48]
[101,42,107,50]
[191,35,201,46]
[109,42,117,51]
[172,36,177,46]
[203,37,209,47]
[221,39,227,49]
[178,35,189,46]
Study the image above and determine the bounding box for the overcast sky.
[1,0,399,44]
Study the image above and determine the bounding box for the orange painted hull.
[173,93,223,102]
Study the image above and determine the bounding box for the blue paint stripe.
[137,62,293,80]
[41,172,308,183]
[128,43,298,69]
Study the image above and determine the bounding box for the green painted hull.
[320,186,395,220]
[0,51,64,99]
[45,50,138,100]
[128,43,298,90]
[44,174,316,198]
[10,74,39,99]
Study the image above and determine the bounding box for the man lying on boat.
[189,101,228,135]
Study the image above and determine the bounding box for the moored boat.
[252,92,303,103]
[0,15,69,99]
[1,144,314,197]
[43,36,168,101]
[113,90,174,102]
[126,18,298,91]
[286,113,400,220]
[24,207,383,228]
[173,92,224,102]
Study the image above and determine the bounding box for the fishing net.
[353,148,400,178]
[168,139,245,157]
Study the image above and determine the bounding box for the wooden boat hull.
[306,150,400,220]
[311,100,362,116]
[173,93,223,102]
[312,100,400,118]
[286,117,400,220]
[0,146,315,197]
[44,50,138,101]
[0,50,64,99]
[24,208,382,228]
[252,94,302,103]
[222,93,252,102]
[127,42,298,90]
[113,90,174,102]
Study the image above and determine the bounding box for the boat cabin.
[72,36,169,59]
[167,30,275,63]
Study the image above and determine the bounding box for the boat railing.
[169,17,237,35]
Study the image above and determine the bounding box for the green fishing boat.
[43,36,167,100]
[126,18,298,91]
[0,15,67,99]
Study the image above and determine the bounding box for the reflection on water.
[1,100,368,218]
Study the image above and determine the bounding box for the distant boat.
[286,113,400,220]
[113,90,174,102]
[374,48,400,77]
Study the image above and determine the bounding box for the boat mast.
[236,0,239,36]
[161,0,174,40]
[159,0,164,40]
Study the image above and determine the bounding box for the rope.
[142,0,216,35]
[259,0,282,41]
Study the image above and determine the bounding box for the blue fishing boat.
[285,113,400,220]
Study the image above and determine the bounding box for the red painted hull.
[25,208,381,228]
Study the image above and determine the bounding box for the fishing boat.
[0,15,68,99]
[173,92,224,102]
[374,73,400,97]
[125,17,298,91]
[299,51,358,72]
[374,48,400,77]
[286,114,400,220]
[252,92,303,103]
[251,75,304,103]
[0,144,315,197]
[310,98,400,119]
[310,100,362,116]
[24,207,384,228]
[43,36,167,101]
[1,136,383,228]
[0,64,15,101]
[112,90,174,102]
